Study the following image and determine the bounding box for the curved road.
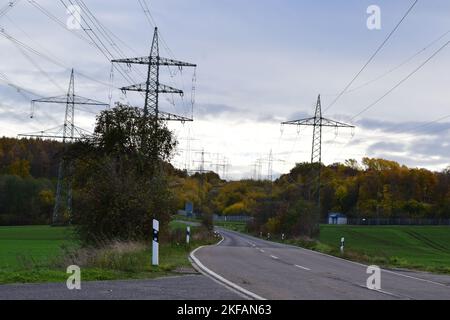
[193,228,450,300]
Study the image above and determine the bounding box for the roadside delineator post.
[259,231,262,238]
[340,237,345,254]
[186,226,191,245]
[282,233,285,241]
[152,219,159,266]
[267,233,271,240]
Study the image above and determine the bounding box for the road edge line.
[189,241,266,301]
[218,228,449,288]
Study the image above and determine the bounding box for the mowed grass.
[317,225,450,273]
[0,224,216,284]
[214,221,247,233]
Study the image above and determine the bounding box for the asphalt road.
[0,274,243,300]
[193,228,450,300]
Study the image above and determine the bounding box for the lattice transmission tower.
[19,69,109,225]
[282,95,354,206]
[112,27,196,165]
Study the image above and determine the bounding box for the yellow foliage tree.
[8,159,31,178]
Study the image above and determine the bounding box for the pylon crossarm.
[281,117,316,126]
[112,56,196,68]
[155,110,193,122]
[32,95,109,106]
[120,83,183,95]
[112,56,149,65]
[282,117,354,128]
[19,125,92,141]
[73,125,93,138]
[19,125,64,138]
[320,117,355,128]
[18,134,77,140]
[159,57,196,67]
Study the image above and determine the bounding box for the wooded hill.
[0,136,449,228]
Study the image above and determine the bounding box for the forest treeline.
[172,159,450,236]
[0,137,62,225]
[1,135,449,233]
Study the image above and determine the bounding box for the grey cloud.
[368,142,405,153]
[373,153,449,170]
[410,138,450,159]
[357,118,450,137]
[285,111,310,121]
[195,103,239,117]
[194,103,282,123]
[367,134,450,168]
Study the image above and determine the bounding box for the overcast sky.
[0,0,449,179]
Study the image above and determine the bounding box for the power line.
[27,0,93,44]
[0,71,43,99]
[325,28,450,97]
[0,0,21,18]
[324,0,419,112]
[350,40,450,121]
[14,43,66,92]
[59,0,140,88]
[330,112,450,166]
[0,26,112,90]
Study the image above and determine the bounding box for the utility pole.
[111,27,196,165]
[282,95,354,209]
[19,69,109,225]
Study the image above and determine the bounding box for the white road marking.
[190,246,266,300]
[295,264,311,271]
[220,229,450,288]
[260,249,265,253]
[270,255,279,260]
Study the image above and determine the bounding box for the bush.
[283,199,320,238]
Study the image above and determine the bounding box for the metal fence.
[344,218,450,226]
[177,210,253,222]
[212,214,253,222]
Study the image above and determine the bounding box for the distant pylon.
[282,95,355,206]
[257,149,285,181]
[19,69,109,225]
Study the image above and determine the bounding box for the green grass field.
[0,223,215,284]
[0,225,77,269]
[318,225,450,273]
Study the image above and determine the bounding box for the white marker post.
[282,233,285,241]
[340,237,345,254]
[186,226,191,245]
[152,219,159,266]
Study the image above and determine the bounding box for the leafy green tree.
[69,103,177,243]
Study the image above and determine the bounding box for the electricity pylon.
[19,69,109,225]
[112,27,196,165]
[192,149,211,174]
[211,153,228,179]
[282,95,354,207]
[252,159,263,181]
[258,149,285,181]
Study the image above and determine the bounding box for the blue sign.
[185,202,194,217]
